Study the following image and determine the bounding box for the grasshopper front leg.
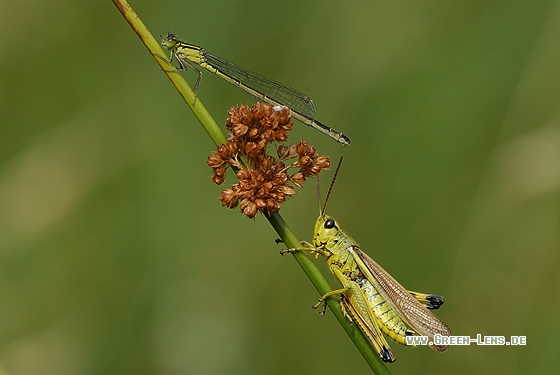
[280,242,331,258]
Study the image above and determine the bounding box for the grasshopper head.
[313,214,339,247]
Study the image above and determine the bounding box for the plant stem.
[111,0,226,146]
[265,211,391,374]
[112,1,390,373]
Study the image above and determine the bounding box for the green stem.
[111,0,226,146]
[265,211,391,375]
[112,1,390,373]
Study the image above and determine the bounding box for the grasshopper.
[282,158,450,362]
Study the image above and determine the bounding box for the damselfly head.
[162,33,178,50]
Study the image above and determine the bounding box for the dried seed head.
[220,189,238,208]
[208,103,330,218]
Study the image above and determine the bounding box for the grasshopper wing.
[348,246,450,352]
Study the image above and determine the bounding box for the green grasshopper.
[282,159,450,362]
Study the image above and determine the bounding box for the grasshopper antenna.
[316,176,322,216]
[321,156,343,215]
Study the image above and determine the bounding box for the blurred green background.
[1,1,559,374]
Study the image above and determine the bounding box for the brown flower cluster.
[207,103,330,218]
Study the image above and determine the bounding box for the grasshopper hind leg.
[311,284,397,362]
[426,295,445,310]
[425,295,444,310]
[338,295,353,322]
[408,291,445,310]
[380,347,395,363]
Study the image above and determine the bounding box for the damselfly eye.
[324,217,335,229]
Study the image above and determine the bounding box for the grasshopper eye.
[324,217,336,229]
